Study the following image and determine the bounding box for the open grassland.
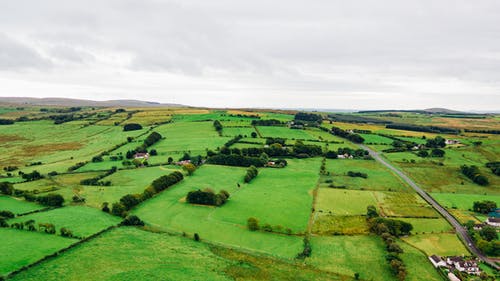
[221,127,256,137]
[9,206,121,238]
[358,133,394,144]
[0,196,44,214]
[312,215,369,235]
[316,189,377,215]
[256,126,315,140]
[307,235,396,281]
[151,121,231,157]
[402,233,469,256]
[398,218,453,234]
[134,159,320,258]
[0,120,147,173]
[316,188,437,218]
[323,159,411,191]
[0,228,77,276]
[9,227,347,281]
[431,192,500,210]
[125,110,172,125]
[399,242,443,281]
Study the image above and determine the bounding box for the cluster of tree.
[294,112,322,123]
[0,118,14,125]
[246,217,292,234]
[224,135,242,147]
[186,189,230,206]
[225,144,289,158]
[138,132,162,151]
[337,147,371,159]
[244,166,258,183]
[465,221,500,256]
[2,218,76,238]
[386,123,460,134]
[24,193,65,207]
[80,167,117,186]
[324,150,338,159]
[213,120,223,134]
[464,129,500,135]
[182,163,197,175]
[265,137,286,145]
[27,161,43,166]
[486,162,500,176]
[68,162,86,172]
[3,166,18,172]
[461,165,489,186]
[91,155,104,162]
[41,107,82,113]
[49,113,89,124]
[0,182,14,195]
[347,171,368,178]
[293,140,323,157]
[473,201,497,214]
[109,171,184,217]
[366,206,408,281]
[123,123,143,131]
[207,154,266,167]
[121,215,145,226]
[330,126,365,143]
[296,235,312,259]
[0,210,15,219]
[251,119,284,126]
[327,113,390,124]
[425,136,446,148]
[18,170,43,181]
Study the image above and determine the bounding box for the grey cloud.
[0,33,51,70]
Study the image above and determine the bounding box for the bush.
[186,189,230,206]
[111,202,127,217]
[123,123,142,131]
[36,194,64,207]
[347,171,368,178]
[60,227,74,238]
[122,215,145,226]
[0,210,15,219]
[244,166,258,183]
[247,217,259,231]
[0,182,14,195]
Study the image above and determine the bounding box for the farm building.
[134,153,149,159]
[429,255,446,268]
[445,139,460,145]
[485,217,500,227]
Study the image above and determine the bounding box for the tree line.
[461,165,489,186]
[186,189,230,206]
[330,126,365,143]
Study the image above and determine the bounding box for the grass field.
[256,126,315,140]
[0,228,77,276]
[399,242,443,281]
[322,159,411,191]
[134,159,320,258]
[359,134,394,144]
[221,127,256,137]
[398,218,453,234]
[0,196,45,214]
[312,215,369,235]
[9,206,121,238]
[316,189,377,215]
[431,192,500,210]
[10,227,346,281]
[308,235,396,281]
[402,233,469,256]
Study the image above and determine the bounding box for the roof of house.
[448,256,464,263]
[487,217,500,223]
[430,255,442,263]
[134,153,149,157]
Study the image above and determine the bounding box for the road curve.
[359,144,499,270]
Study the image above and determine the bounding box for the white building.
[429,255,446,268]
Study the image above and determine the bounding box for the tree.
[36,193,64,207]
[251,132,257,138]
[123,123,142,131]
[430,148,445,157]
[167,157,173,164]
[122,215,145,226]
[0,182,14,195]
[417,150,429,158]
[480,226,498,241]
[473,201,497,214]
[194,233,200,241]
[60,227,74,238]
[182,163,196,175]
[120,194,141,210]
[111,202,127,217]
[325,150,338,159]
[247,217,259,231]
[366,205,379,219]
[102,202,110,213]
[354,273,360,280]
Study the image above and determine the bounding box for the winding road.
[359,144,499,270]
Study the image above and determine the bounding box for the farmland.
[0,105,499,280]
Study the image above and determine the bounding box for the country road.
[359,144,500,270]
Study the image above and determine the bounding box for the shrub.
[122,215,145,226]
[247,217,259,231]
[123,123,142,131]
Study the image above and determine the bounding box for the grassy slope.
[0,196,44,214]
[0,228,77,276]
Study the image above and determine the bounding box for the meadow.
[402,233,469,256]
[0,196,45,214]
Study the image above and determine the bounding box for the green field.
[322,159,411,191]
[256,126,315,139]
[0,228,77,276]
[431,192,500,210]
[316,189,377,215]
[9,206,121,237]
[134,159,320,258]
[398,218,453,234]
[308,235,396,281]
[402,233,469,256]
[0,196,45,214]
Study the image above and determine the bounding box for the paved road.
[359,144,499,270]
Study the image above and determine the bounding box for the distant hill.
[423,108,464,114]
[0,97,185,107]
[358,108,473,114]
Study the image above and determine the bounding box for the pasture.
[134,159,320,258]
[255,126,315,140]
[0,228,77,276]
[402,233,469,256]
[0,196,45,214]
[431,192,500,210]
[8,206,121,238]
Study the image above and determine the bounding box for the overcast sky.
[0,0,499,110]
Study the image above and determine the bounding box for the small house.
[134,153,149,159]
[445,139,460,145]
[429,255,446,268]
[485,217,500,227]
